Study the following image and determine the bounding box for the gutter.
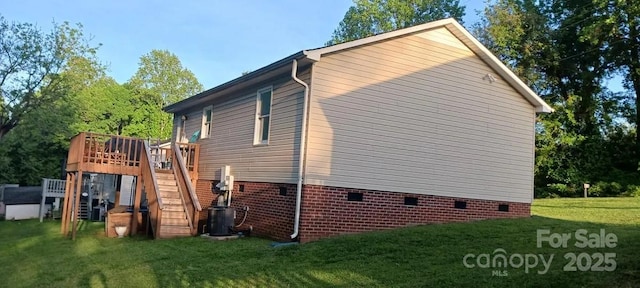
[290,59,311,240]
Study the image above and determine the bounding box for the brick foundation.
[195,180,296,241]
[299,185,531,243]
[195,180,531,243]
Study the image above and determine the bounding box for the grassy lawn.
[0,198,639,287]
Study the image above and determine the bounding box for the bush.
[546,183,579,197]
[534,187,551,198]
[622,185,640,197]
[588,181,626,197]
[536,181,640,198]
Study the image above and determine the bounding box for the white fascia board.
[303,18,553,113]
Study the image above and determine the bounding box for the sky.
[1,1,502,89]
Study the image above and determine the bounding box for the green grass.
[0,198,639,287]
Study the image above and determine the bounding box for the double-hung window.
[201,106,213,139]
[254,87,272,145]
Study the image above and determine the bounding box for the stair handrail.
[172,169,195,231]
[144,141,163,209]
[173,142,202,212]
[142,141,163,238]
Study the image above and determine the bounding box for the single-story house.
[2,186,54,220]
[164,18,552,243]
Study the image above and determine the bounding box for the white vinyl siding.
[185,68,310,183]
[305,27,535,203]
[173,115,186,143]
[172,110,203,143]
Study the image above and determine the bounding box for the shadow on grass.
[534,205,640,210]
[0,216,639,287]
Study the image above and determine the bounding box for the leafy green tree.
[476,0,640,196]
[473,0,552,93]
[0,53,105,185]
[0,15,99,140]
[579,0,640,156]
[127,50,203,140]
[120,84,164,139]
[0,98,74,184]
[72,77,135,135]
[128,50,203,105]
[328,0,465,44]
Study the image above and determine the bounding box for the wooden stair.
[155,171,192,238]
[78,201,89,220]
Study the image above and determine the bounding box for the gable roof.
[165,18,552,113]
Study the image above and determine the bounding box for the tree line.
[0,15,202,184]
[2,0,640,198]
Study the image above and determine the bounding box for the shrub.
[587,181,637,197]
[588,182,606,197]
[622,185,640,197]
[534,187,551,198]
[546,183,579,197]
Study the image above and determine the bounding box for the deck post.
[61,173,73,235]
[192,144,200,186]
[71,170,83,240]
[131,175,143,235]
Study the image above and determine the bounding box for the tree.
[0,54,106,185]
[328,0,466,44]
[72,77,135,135]
[579,0,640,158]
[128,50,202,105]
[0,15,99,140]
[127,50,203,139]
[475,0,640,196]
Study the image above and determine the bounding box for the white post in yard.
[583,183,590,198]
[40,178,48,222]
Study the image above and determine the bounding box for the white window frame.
[201,105,213,139]
[253,86,273,145]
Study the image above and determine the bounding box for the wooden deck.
[65,132,199,176]
[61,132,201,240]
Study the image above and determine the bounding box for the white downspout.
[290,59,310,240]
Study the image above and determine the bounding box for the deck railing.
[141,141,163,238]
[42,178,66,198]
[66,132,144,175]
[150,142,199,182]
[40,178,66,223]
[171,142,202,235]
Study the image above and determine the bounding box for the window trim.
[253,86,273,146]
[201,105,213,139]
